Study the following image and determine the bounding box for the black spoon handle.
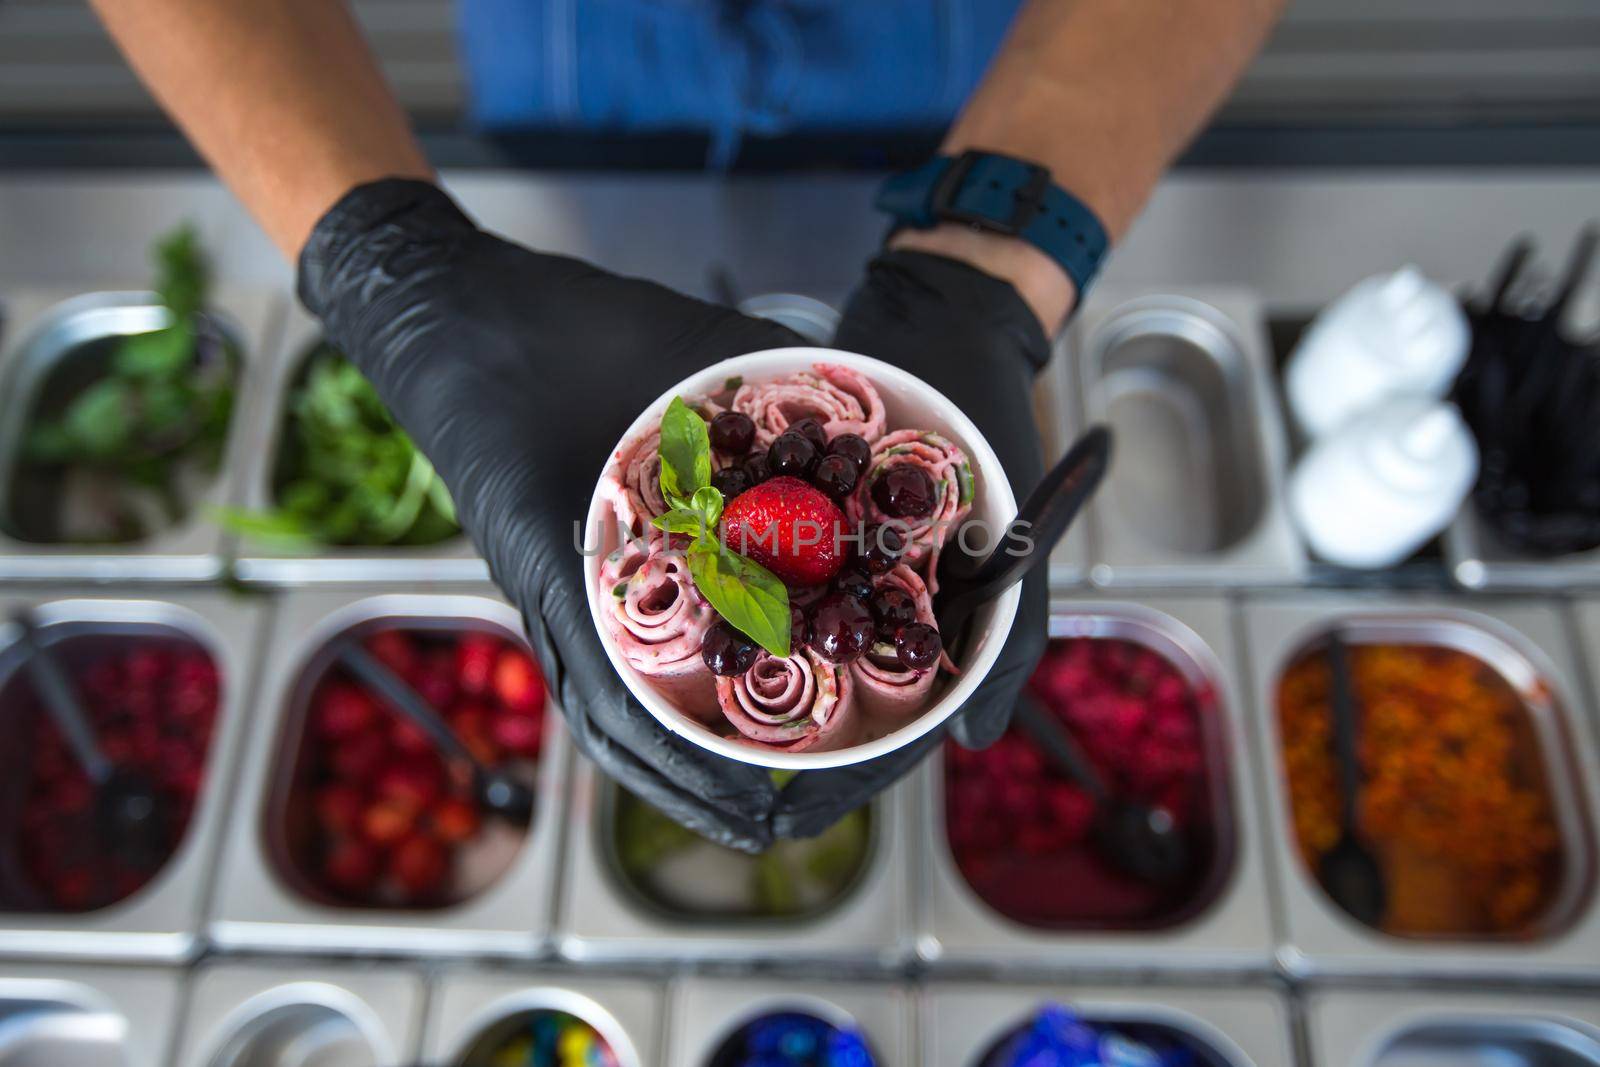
[13,615,112,785]
[938,425,1111,634]
[1326,629,1362,834]
[1012,691,1108,806]
[339,643,478,770]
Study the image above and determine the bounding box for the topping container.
[0,288,279,581]
[421,969,662,1067]
[918,597,1275,971]
[0,963,184,1067]
[1242,595,1600,977]
[556,756,911,962]
[666,978,910,1067]
[1071,290,1305,586]
[1443,507,1600,591]
[229,305,488,584]
[921,983,1293,1067]
[173,960,425,1067]
[0,592,263,960]
[1304,988,1600,1067]
[207,589,569,956]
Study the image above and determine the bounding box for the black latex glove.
[774,250,1053,837]
[298,179,803,852]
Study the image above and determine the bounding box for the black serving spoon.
[936,425,1112,643]
[11,614,167,875]
[1317,629,1387,928]
[338,642,535,824]
[1013,690,1191,886]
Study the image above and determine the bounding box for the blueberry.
[768,431,819,478]
[827,433,872,474]
[894,622,942,671]
[869,587,918,638]
[833,565,873,601]
[708,411,757,455]
[711,467,752,500]
[742,453,771,485]
[860,523,907,574]
[701,620,760,676]
[787,416,828,451]
[806,592,874,663]
[811,454,858,499]
[871,466,937,519]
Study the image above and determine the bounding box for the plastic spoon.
[11,614,166,873]
[936,425,1112,642]
[1317,629,1387,927]
[338,642,534,823]
[1012,691,1191,886]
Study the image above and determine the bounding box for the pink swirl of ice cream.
[846,429,974,592]
[599,536,718,717]
[716,646,858,752]
[732,362,886,446]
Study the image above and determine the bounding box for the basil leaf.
[658,396,712,509]
[687,539,791,657]
[651,507,712,538]
[691,485,723,527]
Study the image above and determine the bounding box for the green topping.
[611,581,629,599]
[957,460,975,506]
[652,397,790,656]
[723,375,744,392]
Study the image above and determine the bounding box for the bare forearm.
[897,0,1286,332]
[90,0,432,258]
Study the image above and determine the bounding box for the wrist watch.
[875,149,1109,297]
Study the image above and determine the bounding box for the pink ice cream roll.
[599,536,718,719]
[846,429,975,593]
[598,397,726,535]
[716,646,858,752]
[850,564,945,721]
[731,362,886,447]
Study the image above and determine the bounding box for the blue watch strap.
[875,150,1109,297]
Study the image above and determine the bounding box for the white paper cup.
[585,348,1021,769]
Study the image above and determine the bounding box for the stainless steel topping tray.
[0,287,282,582]
[920,982,1295,1067]
[1444,499,1600,592]
[1304,988,1600,1067]
[421,969,663,1067]
[0,962,186,1067]
[173,960,426,1067]
[1034,329,1092,587]
[206,588,570,957]
[1068,289,1305,586]
[228,303,488,585]
[916,596,1276,971]
[555,756,913,963]
[1240,594,1600,978]
[0,590,266,960]
[665,977,913,1067]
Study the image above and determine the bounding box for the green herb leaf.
[687,539,791,657]
[652,506,712,538]
[113,323,194,378]
[691,485,723,527]
[723,375,744,392]
[62,378,135,457]
[657,396,712,509]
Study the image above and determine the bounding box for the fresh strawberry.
[322,837,380,895]
[492,648,545,714]
[327,730,389,782]
[719,475,848,585]
[413,648,459,710]
[314,783,365,836]
[375,759,445,810]
[430,796,482,844]
[312,680,378,740]
[388,833,449,897]
[455,632,501,696]
[490,710,543,759]
[365,629,418,677]
[359,799,416,846]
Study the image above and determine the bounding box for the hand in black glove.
[774,250,1053,838]
[298,179,803,852]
